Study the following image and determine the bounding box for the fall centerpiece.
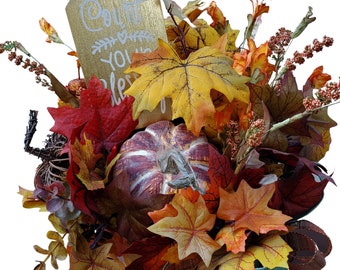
[1,1,338,269]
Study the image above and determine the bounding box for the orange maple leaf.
[148,193,221,267]
[217,180,292,234]
[124,39,250,135]
[215,225,248,254]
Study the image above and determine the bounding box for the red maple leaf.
[47,76,138,218]
[48,76,138,157]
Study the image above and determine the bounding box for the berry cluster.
[0,41,52,89]
[284,36,334,71]
[223,120,241,160]
[303,81,340,111]
[246,119,265,148]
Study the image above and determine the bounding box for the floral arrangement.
[1,1,338,269]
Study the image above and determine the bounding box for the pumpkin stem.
[158,149,205,194]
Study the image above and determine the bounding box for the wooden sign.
[66,0,171,126]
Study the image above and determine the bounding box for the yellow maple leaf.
[213,234,292,269]
[69,229,125,270]
[70,134,119,191]
[147,193,221,267]
[212,24,240,54]
[71,134,104,190]
[248,234,293,269]
[125,39,250,135]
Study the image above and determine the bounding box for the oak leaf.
[147,193,221,267]
[124,39,250,135]
[217,180,291,234]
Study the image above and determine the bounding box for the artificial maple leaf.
[148,203,178,223]
[48,77,138,218]
[185,19,221,50]
[148,193,221,267]
[71,134,105,190]
[100,170,174,242]
[249,234,292,269]
[206,145,234,212]
[69,230,124,270]
[210,234,291,270]
[124,236,173,270]
[48,76,138,157]
[166,19,221,56]
[217,180,292,234]
[124,39,250,135]
[211,24,240,54]
[215,225,248,254]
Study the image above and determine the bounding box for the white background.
[0,0,339,269]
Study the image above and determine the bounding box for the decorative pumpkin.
[99,120,225,242]
[111,120,213,198]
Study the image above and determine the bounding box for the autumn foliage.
[3,1,338,269]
